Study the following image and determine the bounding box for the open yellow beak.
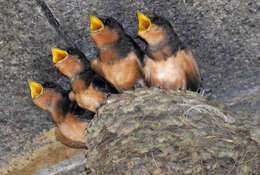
[89,15,104,32]
[51,47,69,64]
[28,80,43,99]
[137,12,151,34]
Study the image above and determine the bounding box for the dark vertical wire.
[35,0,78,49]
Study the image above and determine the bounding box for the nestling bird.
[89,15,145,91]
[52,47,118,113]
[137,12,201,91]
[28,80,93,148]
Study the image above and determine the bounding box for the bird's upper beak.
[89,15,104,32]
[28,80,43,99]
[137,12,151,34]
[51,47,69,64]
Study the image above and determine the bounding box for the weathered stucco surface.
[0,0,259,174]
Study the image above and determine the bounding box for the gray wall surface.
[0,0,259,171]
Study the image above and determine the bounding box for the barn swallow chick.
[137,12,201,91]
[52,47,87,79]
[52,48,118,112]
[89,15,145,91]
[28,80,93,148]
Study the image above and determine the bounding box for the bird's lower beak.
[89,15,104,32]
[51,47,69,64]
[137,12,151,34]
[28,80,43,99]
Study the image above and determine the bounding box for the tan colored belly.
[58,114,88,143]
[75,83,106,112]
[100,53,143,90]
[144,55,186,90]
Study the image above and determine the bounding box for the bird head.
[137,12,173,46]
[51,47,85,79]
[89,15,124,48]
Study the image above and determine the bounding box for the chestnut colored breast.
[57,113,88,144]
[92,51,144,90]
[55,55,84,79]
[72,79,106,112]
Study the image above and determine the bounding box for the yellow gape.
[137,12,152,34]
[28,80,43,99]
[51,47,68,64]
[89,15,104,32]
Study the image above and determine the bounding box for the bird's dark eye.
[106,19,111,24]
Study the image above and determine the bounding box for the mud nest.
[85,88,259,175]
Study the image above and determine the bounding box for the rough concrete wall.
[0,0,259,174]
[0,0,66,170]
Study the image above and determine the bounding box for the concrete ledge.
[0,129,84,175]
[35,152,86,175]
